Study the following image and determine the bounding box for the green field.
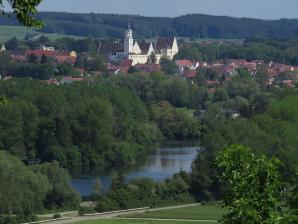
[74,220,215,224]
[72,204,225,224]
[0,26,83,42]
[123,205,225,221]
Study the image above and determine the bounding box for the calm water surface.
[71,144,199,196]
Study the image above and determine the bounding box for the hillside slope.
[0,12,298,39]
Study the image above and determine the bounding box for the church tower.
[124,24,134,57]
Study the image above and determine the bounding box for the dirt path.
[44,203,202,224]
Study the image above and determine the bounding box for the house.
[120,59,133,67]
[282,80,295,88]
[3,76,12,81]
[227,59,247,68]
[206,80,220,86]
[98,25,178,65]
[184,70,197,78]
[135,64,161,73]
[41,79,60,85]
[11,54,26,62]
[25,46,77,64]
[55,55,76,65]
[26,49,56,57]
[175,60,199,74]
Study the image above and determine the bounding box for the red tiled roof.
[71,77,84,81]
[11,54,25,61]
[206,80,220,85]
[135,64,161,73]
[26,50,55,57]
[184,70,197,78]
[176,60,193,67]
[282,80,295,88]
[55,56,76,65]
[120,59,133,67]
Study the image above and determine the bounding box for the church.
[98,25,179,65]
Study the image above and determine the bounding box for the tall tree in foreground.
[216,145,283,224]
[286,176,298,223]
[1,0,42,27]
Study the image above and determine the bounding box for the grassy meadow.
[0,26,83,42]
[72,204,225,224]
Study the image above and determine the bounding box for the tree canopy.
[1,0,42,27]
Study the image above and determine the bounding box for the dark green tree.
[40,54,48,64]
[5,37,19,50]
[27,54,38,63]
[91,55,105,71]
[160,58,179,75]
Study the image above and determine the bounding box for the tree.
[148,52,157,64]
[27,54,38,63]
[32,162,81,210]
[191,150,220,201]
[212,88,228,102]
[40,54,48,64]
[90,55,105,71]
[0,151,50,215]
[92,178,102,199]
[216,145,282,224]
[5,37,19,50]
[3,0,42,27]
[128,66,139,74]
[38,36,50,44]
[0,51,12,73]
[160,58,179,75]
[111,172,126,190]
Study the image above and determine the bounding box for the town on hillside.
[0,28,297,89]
[4,2,298,224]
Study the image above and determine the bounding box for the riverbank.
[71,144,199,196]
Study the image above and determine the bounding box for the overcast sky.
[36,0,298,19]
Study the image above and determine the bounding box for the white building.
[0,44,6,52]
[98,25,179,65]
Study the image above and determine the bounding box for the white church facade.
[98,25,179,65]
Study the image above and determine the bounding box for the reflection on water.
[71,144,199,196]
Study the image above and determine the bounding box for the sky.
[36,0,298,20]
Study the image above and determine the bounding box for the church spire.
[124,23,133,57]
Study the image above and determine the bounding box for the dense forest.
[176,38,298,65]
[0,75,200,171]
[2,12,298,39]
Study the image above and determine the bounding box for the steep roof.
[0,44,6,52]
[138,41,151,54]
[176,60,193,67]
[98,41,124,55]
[155,37,175,50]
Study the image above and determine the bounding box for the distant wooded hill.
[1,12,298,39]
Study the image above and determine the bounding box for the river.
[71,143,199,196]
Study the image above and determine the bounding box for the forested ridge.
[2,12,298,39]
